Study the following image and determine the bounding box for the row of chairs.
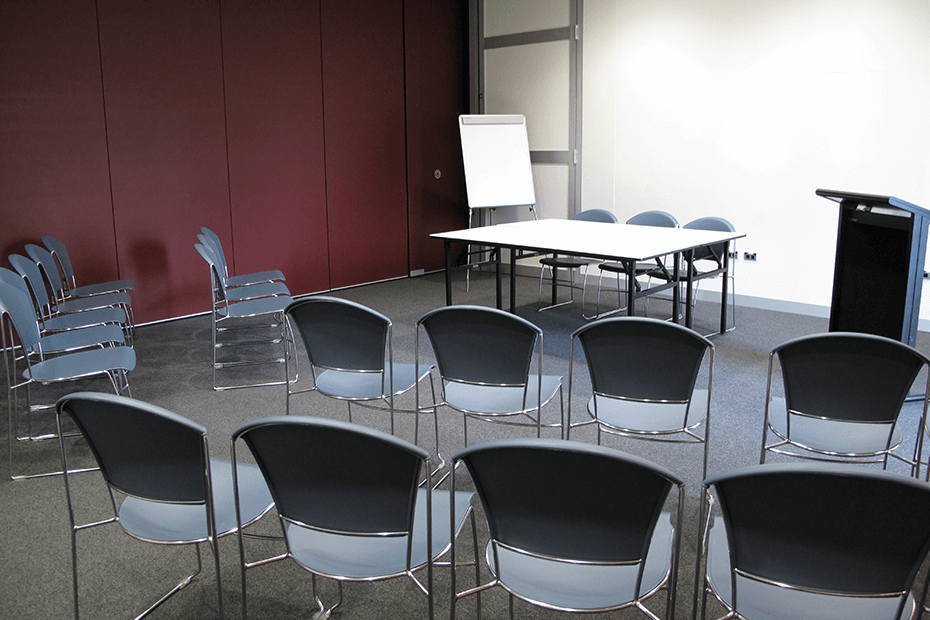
[538,209,737,329]
[0,236,137,480]
[285,296,930,483]
[55,392,930,620]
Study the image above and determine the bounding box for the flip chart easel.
[458,114,538,283]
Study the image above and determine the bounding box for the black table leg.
[444,239,452,306]
[720,243,731,334]
[510,248,517,313]
[685,248,695,328]
[495,244,502,310]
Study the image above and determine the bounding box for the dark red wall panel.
[404,0,470,274]
[98,0,230,322]
[0,0,118,281]
[321,0,409,288]
[221,0,330,297]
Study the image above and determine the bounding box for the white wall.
[583,0,930,319]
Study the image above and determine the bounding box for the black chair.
[451,438,685,619]
[284,296,438,453]
[682,216,737,332]
[568,316,714,479]
[537,208,619,317]
[597,210,679,317]
[57,392,273,619]
[416,305,563,446]
[760,331,930,477]
[696,463,930,620]
[232,415,475,620]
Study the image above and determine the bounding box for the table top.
[432,218,745,262]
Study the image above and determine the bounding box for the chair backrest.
[418,305,540,387]
[573,209,619,223]
[454,438,681,563]
[705,463,930,606]
[57,392,210,503]
[194,243,230,303]
[285,297,390,373]
[626,210,679,228]
[0,282,43,352]
[773,332,927,424]
[683,216,735,264]
[0,267,31,297]
[199,227,230,278]
[8,253,54,315]
[234,416,427,535]
[573,317,711,403]
[25,243,68,300]
[41,235,76,286]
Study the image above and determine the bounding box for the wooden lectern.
[817,189,930,347]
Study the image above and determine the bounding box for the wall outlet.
[728,251,739,260]
[743,252,757,261]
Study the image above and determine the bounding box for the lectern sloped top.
[816,189,930,218]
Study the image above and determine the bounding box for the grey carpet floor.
[2,270,928,619]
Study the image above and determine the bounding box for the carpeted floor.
[2,269,928,619]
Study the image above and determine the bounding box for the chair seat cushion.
[285,490,473,579]
[588,389,708,434]
[706,521,913,620]
[767,397,903,455]
[71,279,136,296]
[443,375,562,416]
[118,458,273,543]
[27,345,136,382]
[487,512,675,611]
[316,363,433,400]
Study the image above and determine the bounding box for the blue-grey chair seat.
[42,306,128,331]
[69,279,136,297]
[766,396,904,456]
[286,489,473,579]
[587,388,709,434]
[444,376,563,416]
[216,294,293,319]
[486,514,675,611]
[227,270,286,287]
[119,457,273,543]
[35,323,125,354]
[55,290,132,314]
[224,280,290,302]
[315,362,433,400]
[24,346,136,382]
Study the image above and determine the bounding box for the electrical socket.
[743,252,757,261]
[728,251,739,260]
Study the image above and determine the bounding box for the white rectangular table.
[431,219,745,334]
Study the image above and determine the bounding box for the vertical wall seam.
[94,0,120,278]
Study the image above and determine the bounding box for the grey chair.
[232,415,474,620]
[597,210,680,317]
[696,463,930,620]
[194,242,294,390]
[196,234,290,301]
[199,226,286,287]
[416,305,564,446]
[567,316,714,479]
[759,332,930,477]
[57,393,273,620]
[682,217,737,332]
[451,438,685,620]
[41,234,136,297]
[24,243,135,330]
[0,283,135,480]
[284,296,438,454]
[537,208,619,317]
[7,253,132,344]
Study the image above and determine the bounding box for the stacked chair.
[3,235,137,480]
[194,228,293,390]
